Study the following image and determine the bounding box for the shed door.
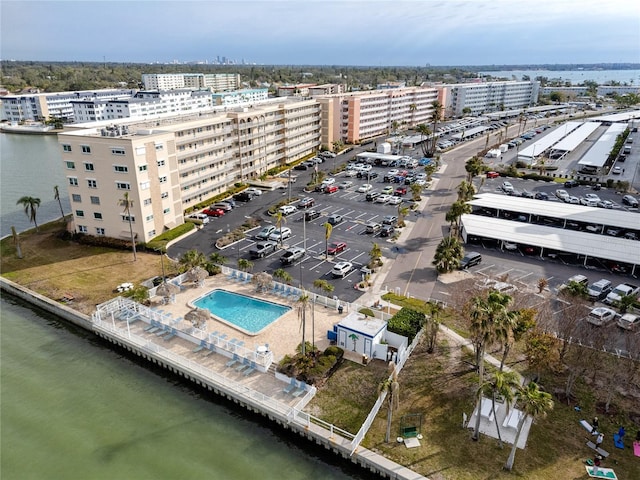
[338,329,347,348]
[364,338,372,357]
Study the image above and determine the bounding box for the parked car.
[339,181,353,189]
[327,241,347,255]
[328,214,343,225]
[278,205,297,216]
[564,179,579,188]
[245,187,262,196]
[366,222,382,234]
[375,194,392,204]
[233,192,254,202]
[503,241,518,250]
[587,279,613,301]
[357,184,373,193]
[580,197,598,207]
[382,215,398,225]
[331,261,353,278]
[586,307,617,326]
[611,166,622,174]
[279,247,305,265]
[597,200,614,209]
[381,186,395,195]
[321,177,336,187]
[394,186,407,196]
[211,202,233,212]
[294,163,309,170]
[617,313,640,331]
[324,185,339,194]
[622,195,639,207]
[584,193,601,203]
[366,191,381,202]
[249,241,277,258]
[555,189,569,201]
[565,196,579,204]
[501,181,514,193]
[304,209,320,221]
[535,192,549,200]
[203,208,225,217]
[255,225,277,240]
[187,213,210,224]
[380,224,395,237]
[460,252,482,269]
[298,197,315,209]
[520,190,535,199]
[268,227,292,242]
[387,196,402,205]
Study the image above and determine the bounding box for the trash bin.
[338,304,344,314]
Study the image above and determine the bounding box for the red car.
[394,186,407,196]
[327,241,347,255]
[324,185,339,194]
[203,208,225,217]
[486,171,500,179]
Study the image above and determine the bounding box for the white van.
[187,213,210,224]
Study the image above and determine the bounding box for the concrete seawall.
[0,277,427,480]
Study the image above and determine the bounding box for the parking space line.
[349,252,366,263]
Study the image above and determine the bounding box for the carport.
[460,214,639,275]
[517,121,582,162]
[577,123,626,172]
[547,121,600,160]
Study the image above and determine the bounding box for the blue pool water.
[193,289,291,335]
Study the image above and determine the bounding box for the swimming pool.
[193,289,291,335]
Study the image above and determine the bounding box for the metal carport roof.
[518,121,582,159]
[460,214,639,266]
[578,123,626,168]
[468,193,638,230]
[551,122,601,153]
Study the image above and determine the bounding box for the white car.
[268,227,292,242]
[598,200,614,209]
[344,169,358,177]
[502,181,514,193]
[278,205,297,216]
[245,188,262,196]
[584,193,601,203]
[565,196,579,204]
[612,166,622,174]
[339,181,353,189]
[331,261,353,278]
[503,241,518,251]
[387,196,402,205]
[375,194,392,203]
[321,177,336,186]
[555,189,569,200]
[357,184,373,193]
[587,307,617,326]
[617,313,640,331]
[580,197,598,207]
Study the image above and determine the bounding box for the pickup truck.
[279,247,305,265]
[605,283,640,305]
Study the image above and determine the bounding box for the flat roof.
[518,121,582,158]
[551,121,601,152]
[588,109,640,122]
[356,152,404,160]
[338,312,386,338]
[451,125,488,140]
[468,193,636,229]
[460,214,638,265]
[578,123,626,167]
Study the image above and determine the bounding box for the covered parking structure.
[547,121,601,160]
[517,121,582,162]
[577,123,626,173]
[451,125,489,141]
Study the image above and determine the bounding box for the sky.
[1,0,639,66]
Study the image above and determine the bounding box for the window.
[81,145,91,154]
[138,164,148,172]
[93,212,103,220]
[65,161,75,169]
[121,214,135,223]
[111,147,125,155]
[135,146,146,155]
[159,176,167,183]
[72,194,82,202]
[143,198,152,206]
[75,210,85,217]
[163,208,170,214]
[62,144,72,152]
[87,179,97,188]
[84,162,95,171]
[148,229,156,237]
[78,225,88,233]
[69,177,78,186]
[145,214,154,221]
[116,182,130,190]
[155,143,164,151]
[161,192,169,199]
[90,196,100,205]
[140,181,150,190]
[96,227,105,236]
[157,159,165,167]
[113,165,128,173]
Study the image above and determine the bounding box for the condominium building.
[58,99,320,243]
[276,84,316,97]
[211,88,269,106]
[442,80,540,117]
[315,86,441,147]
[1,89,136,123]
[71,90,214,123]
[308,84,346,96]
[141,73,241,91]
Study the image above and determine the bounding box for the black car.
[357,171,379,179]
[305,209,320,221]
[564,179,579,188]
[294,163,309,170]
[233,192,254,202]
[534,192,549,200]
[380,224,395,237]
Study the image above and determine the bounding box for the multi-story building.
[58,99,320,243]
[1,89,135,123]
[308,84,346,96]
[541,85,640,98]
[141,73,241,92]
[211,88,269,106]
[276,84,316,97]
[315,86,441,146]
[71,90,214,123]
[442,80,540,117]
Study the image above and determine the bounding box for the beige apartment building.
[315,86,441,147]
[59,99,320,243]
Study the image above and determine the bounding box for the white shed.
[335,312,387,358]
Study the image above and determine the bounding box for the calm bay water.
[0,294,364,480]
[478,69,640,85]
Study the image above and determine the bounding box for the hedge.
[146,222,196,250]
[387,307,426,343]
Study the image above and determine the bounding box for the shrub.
[387,307,426,343]
[146,223,195,250]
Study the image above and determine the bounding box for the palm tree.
[297,292,310,356]
[504,382,553,471]
[237,258,254,272]
[275,211,286,247]
[208,252,227,266]
[465,157,484,181]
[429,101,443,155]
[469,291,513,441]
[323,222,333,259]
[432,236,463,273]
[53,185,66,221]
[313,278,334,295]
[416,124,431,157]
[179,249,207,272]
[118,192,137,261]
[273,268,293,285]
[369,242,382,268]
[378,363,400,443]
[445,200,471,236]
[457,181,475,202]
[16,196,41,232]
[478,370,519,449]
[410,183,422,202]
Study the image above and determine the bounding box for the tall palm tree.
[237,258,253,272]
[273,268,293,285]
[429,101,443,155]
[118,192,137,261]
[323,222,333,259]
[432,236,463,273]
[416,124,431,157]
[179,249,207,272]
[445,200,472,236]
[378,363,400,443]
[275,211,286,247]
[297,292,310,356]
[410,183,422,202]
[16,196,41,232]
[369,242,382,268]
[53,185,65,221]
[465,157,484,182]
[208,252,227,265]
[504,382,553,470]
[469,291,513,441]
[397,204,410,227]
[457,181,475,202]
[478,370,520,449]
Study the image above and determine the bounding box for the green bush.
[387,307,426,343]
[521,173,556,182]
[147,223,195,250]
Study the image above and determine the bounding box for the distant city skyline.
[2,0,639,66]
